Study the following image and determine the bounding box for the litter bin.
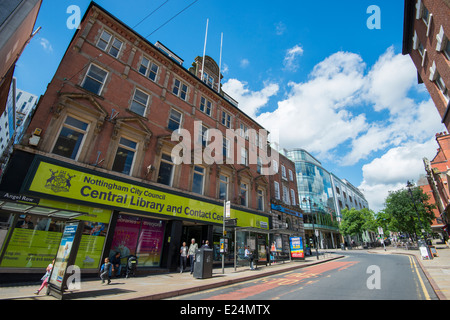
[340,243,345,250]
[193,248,213,279]
[126,255,138,278]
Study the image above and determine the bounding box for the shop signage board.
[24,160,269,230]
[48,221,83,299]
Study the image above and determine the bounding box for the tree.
[382,185,436,240]
[339,208,376,238]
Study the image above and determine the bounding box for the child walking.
[34,259,55,295]
[100,257,114,285]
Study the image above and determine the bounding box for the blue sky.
[14,0,447,212]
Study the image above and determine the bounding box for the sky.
[13,0,448,213]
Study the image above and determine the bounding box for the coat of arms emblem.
[45,169,75,193]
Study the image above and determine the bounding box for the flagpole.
[218,32,223,93]
[201,18,209,81]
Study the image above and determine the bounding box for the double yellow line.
[409,255,430,300]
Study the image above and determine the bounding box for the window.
[112,137,137,175]
[257,189,264,211]
[138,57,159,82]
[240,183,248,207]
[436,26,449,59]
[168,109,182,131]
[219,174,229,201]
[199,124,209,147]
[82,64,108,95]
[97,30,111,51]
[274,181,280,200]
[445,37,450,60]
[52,116,89,160]
[290,189,296,206]
[221,111,231,128]
[130,89,149,116]
[192,166,205,195]
[173,79,188,101]
[199,97,212,116]
[436,73,450,102]
[272,159,279,173]
[157,153,174,186]
[203,72,214,88]
[257,157,262,174]
[289,169,294,181]
[281,165,287,179]
[255,132,263,149]
[223,137,230,158]
[421,5,430,26]
[241,147,248,166]
[240,123,248,139]
[418,41,424,57]
[97,30,123,58]
[282,186,290,205]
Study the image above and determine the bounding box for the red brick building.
[422,131,450,239]
[0,2,281,276]
[268,148,304,259]
[403,0,450,129]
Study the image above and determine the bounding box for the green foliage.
[339,207,377,236]
[381,185,436,238]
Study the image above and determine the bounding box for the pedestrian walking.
[34,259,54,295]
[187,238,198,274]
[244,246,254,270]
[100,257,114,285]
[180,241,188,273]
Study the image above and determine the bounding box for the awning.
[235,227,271,234]
[0,192,87,219]
[269,228,302,236]
[235,227,302,236]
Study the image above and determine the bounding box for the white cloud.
[224,46,447,212]
[283,44,304,72]
[39,37,53,53]
[240,58,249,68]
[221,63,229,74]
[222,79,279,118]
[275,22,286,36]
[257,51,367,157]
[358,138,440,212]
[363,46,417,114]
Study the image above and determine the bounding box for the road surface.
[169,251,438,300]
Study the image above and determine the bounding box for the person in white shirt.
[187,238,198,274]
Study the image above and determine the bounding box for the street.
[168,251,438,300]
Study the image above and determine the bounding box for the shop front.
[269,203,304,262]
[0,152,270,275]
[0,195,112,276]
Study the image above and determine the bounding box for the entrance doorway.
[180,223,212,269]
[182,225,203,246]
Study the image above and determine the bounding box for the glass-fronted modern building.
[284,149,340,249]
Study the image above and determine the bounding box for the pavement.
[1,241,449,300]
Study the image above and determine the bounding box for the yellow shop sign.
[26,161,268,229]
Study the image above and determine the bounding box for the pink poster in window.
[136,218,165,267]
[109,214,141,258]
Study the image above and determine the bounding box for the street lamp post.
[303,197,319,260]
